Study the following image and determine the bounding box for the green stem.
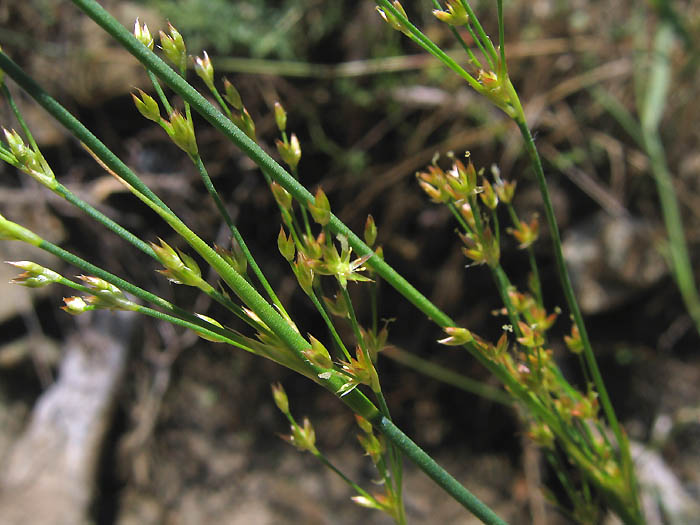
[458,0,499,67]
[383,346,511,405]
[34,238,252,347]
[526,247,543,306]
[313,451,379,507]
[192,154,288,316]
[640,22,700,336]
[375,0,482,92]
[0,48,381,425]
[307,290,351,360]
[146,70,173,114]
[377,417,508,525]
[507,86,641,519]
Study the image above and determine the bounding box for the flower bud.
[151,238,208,289]
[193,51,215,92]
[289,417,316,453]
[494,178,516,204]
[214,239,247,275]
[7,261,62,288]
[354,414,373,434]
[516,321,544,348]
[276,134,301,171]
[323,294,349,318]
[166,111,198,156]
[239,108,256,142]
[564,324,584,354]
[309,188,331,226]
[438,326,473,346]
[292,253,314,295]
[271,382,289,414]
[222,78,242,110]
[479,178,499,210]
[131,89,161,122]
[376,1,411,37]
[303,335,333,369]
[358,431,385,466]
[508,215,539,249]
[133,18,154,50]
[270,181,292,211]
[3,128,44,176]
[432,0,469,26]
[274,102,287,132]
[277,227,295,262]
[159,23,186,71]
[61,296,91,315]
[364,214,377,247]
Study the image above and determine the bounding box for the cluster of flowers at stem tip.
[274,184,375,292]
[417,153,532,268]
[302,325,382,397]
[271,383,318,454]
[131,19,258,158]
[1,128,55,188]
[5,259,138,314]
[61,275,139,315]
[376,1,514,115]
[150,237,215,293]
[270,383,401,519]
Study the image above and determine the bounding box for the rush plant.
[0,1,649,523]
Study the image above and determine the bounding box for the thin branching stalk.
[0,10,509,521]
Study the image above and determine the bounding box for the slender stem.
[375,0,482,92]
[191,154,288,316]
[511,108,629,471]
[458,1,499,66]
[307,290,351,360]
[146,70,173,114]
[33,237,252,346]
[377,417,508,525]
[0,48,382,424]
[496,0,506,73]
[640,23,700,336]
[38,180,262,330]
[526,247,543,306]
[383,346,511,405]
[341,286,366,354]
[313,451,378,505]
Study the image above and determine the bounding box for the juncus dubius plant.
[0,0,647,523]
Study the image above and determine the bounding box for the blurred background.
[0,1,698,523]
